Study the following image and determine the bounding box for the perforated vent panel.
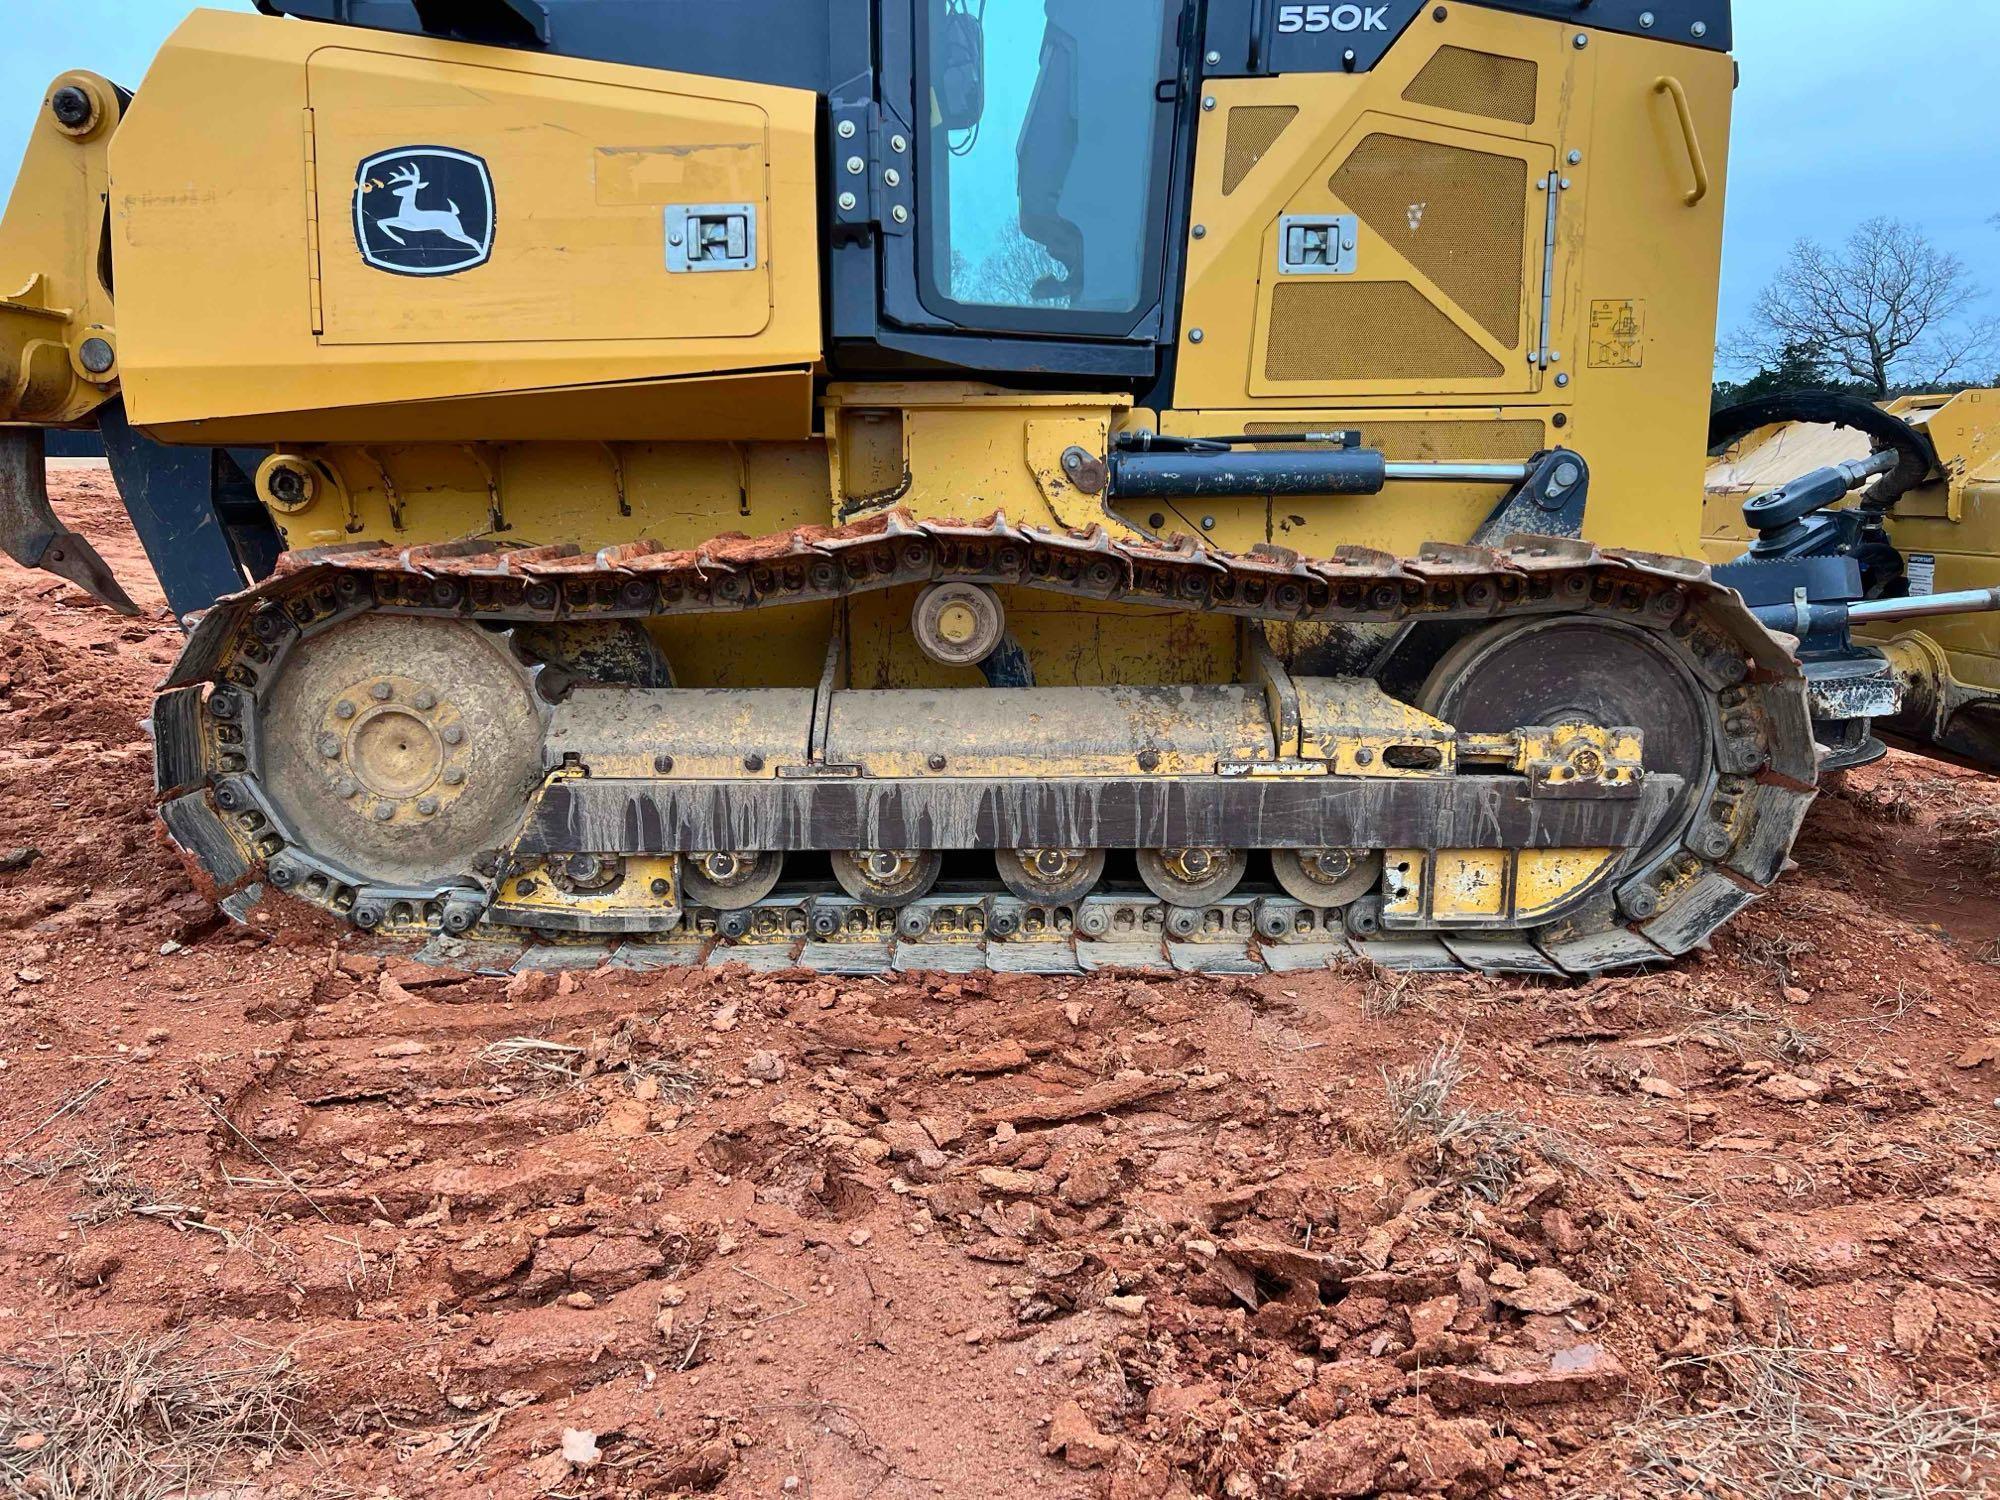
[1401,47,1539,126]
[1223,106,1299,195]
[1330,134,1528,346]
[1264,283,1505,384]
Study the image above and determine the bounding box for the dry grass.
[1382,1040,1566,1202]
[480,1034,590,1081]
[1937,802,2000,881]
[1734,928,1819,989]
[0,1332,310,1500]
[482,1032,703,1102]
[1834,778,1919,826]
[1629,1334,1999,1498]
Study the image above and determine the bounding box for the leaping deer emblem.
[374,161,483,251]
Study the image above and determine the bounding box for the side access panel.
[109,9,820,442]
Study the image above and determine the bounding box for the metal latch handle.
[1653,76,1711,207]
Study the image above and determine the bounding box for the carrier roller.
[150,511,1816,977]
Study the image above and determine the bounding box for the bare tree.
[1728,217,1996,398]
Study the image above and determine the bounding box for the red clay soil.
[2,467,1999,1499]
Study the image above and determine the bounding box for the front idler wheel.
[994,847,1106,906]
[830,848,943,904]
[1271,848,1382,908]
[681,850,784,910]
[1137,846,1247,907]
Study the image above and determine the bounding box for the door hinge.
[828,89,914,238]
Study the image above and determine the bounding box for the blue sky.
[0,0,1993,363]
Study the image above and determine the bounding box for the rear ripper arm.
[0,71,135,612]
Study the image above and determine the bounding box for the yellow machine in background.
[0,0,1980,977]
[1705,389,2000,767]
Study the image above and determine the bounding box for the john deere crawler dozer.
[1,0,1991,974]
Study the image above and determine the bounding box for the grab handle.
[1653,76,1711,206]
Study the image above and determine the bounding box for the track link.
[153,510,1817,977]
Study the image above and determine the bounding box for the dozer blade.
[0,425,138,615]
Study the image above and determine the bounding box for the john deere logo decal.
[353,147,494,276]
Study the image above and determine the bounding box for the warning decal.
[1588,299,1644,368]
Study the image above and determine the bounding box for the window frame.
[910,0,1187,339]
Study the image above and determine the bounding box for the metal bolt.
[891,205,908,224]
[1191,224,1206,239]
[50,86,93,130]
[890,134,907,152]
[1200,515,1216,530]
[1355,747,1375,766]
[1189,328,1204,343]
[334,700,355,719]
[927,753,947,771]
[1567,150,1582,165]
[373,804,394,822]
[316,733,341,758]
[838,192,857,211]
[1559,177,1572,190]
[743,752,765,771]
[1555,372,1571,388]
[1554,460,1581,488]
[441,725,464,746]
[1137,749,1161,773]
[845,155,864,174]
[1639,10,1656,27]
[883,167,901,187]
[412,690,436,710]
[652,877,671,897]
[1573,33,1588,47]
[78,337,114,374]
[1691,20,1708,37]
[416,796,439,816]
[1550,350,1563,362]
[837,119,856,139]
[1202,96,1216,111]
[441,767,465,786]
[370,682,392,701]
[336,778,358,798]
[654,753,674,773]
[1205,49,1221,64]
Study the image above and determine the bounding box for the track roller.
[1137,847,1247,907]
[682,850,784,909]
[994,847,1106,905]
[830,848,942,904]
[1271,848,1382,907]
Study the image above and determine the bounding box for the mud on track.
[1,466,1998,1499]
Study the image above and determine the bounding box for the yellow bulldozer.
[0,0,1992,976]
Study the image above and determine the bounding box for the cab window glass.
[921,0,1176,321]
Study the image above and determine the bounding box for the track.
[149,509,1818,977]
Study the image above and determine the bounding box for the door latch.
[666,203,759,272]
[1276,213,1358,275]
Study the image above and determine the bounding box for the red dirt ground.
[2,466,1998,1499]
